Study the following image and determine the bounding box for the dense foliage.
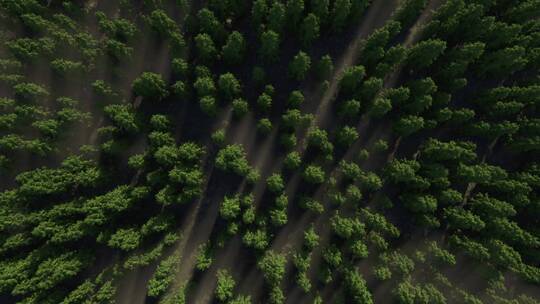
[0,0,539,303]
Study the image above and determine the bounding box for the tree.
[307,128,333,155]
[282,109,312,129]
[284,152,302,170]
[218,73,241,100]
[323,245,342,267]
[193,243,213,272]
[312,0,329,22]
[288,90,304,108]
[361,21,401,68]
[257,118,273,134]
[229,295,252,304]
[13,82,48,104]
[258,250,286,287]
[212,129,226,146]
[252,0,269,26]
[360,171,383,191]
[215,269,235,302]
[350,0,370,21]
[344,270,373,304]
[215,144,252,177]
[369,97,392,117]
[286,0,305,29]
[200,96,217,116]
[289,51,311,81]
[301,200,323,214]
[7,37,54,61]
[280,133,297,150]
[302,225,319,250]
[487,239,523,270]
[105,39,133,59]
[197,8,224,41]
[257,93,272,112]
[207,0,246,18]
[420,139,476,163]
[108,228,141,251]
[394,0,428,28]
[332,0,351,32]
[222,31,246,65]
[340,65,366,94]
[232,98,249,118]
[20,12,49,33]
[164,72,184,93]
[303,165,325,184]
[195,33,217,63]
[172,58,188,77]
[477,46,527,78]
[147,9,179,37]
[293,251,310,273]
[301,13,320,46]
[406,39,446,69]
[269,286,285,304]
[92,80,116,99]
[270,207,288,227]
[339,99,361,117]
[376,45,407,77]
[194,76,216,97]
[267,173,285,193]
[243,228,269,250]
[337,126,359,147]
[394,115,424,137]
[132,72,168,100]
[317,54,334,80]
[296,271,311,293]
[268,2,286,33]
[444,207,485,232]
[96,14,137,41]
[384,159,422,183]
[401,194,437,214]
[331,212,365,239]
[260,30,280,61]
[456,163,506,185]
[394,280,445,304]
[384,86,410,106]
[220,195,241,220]
[147,251,180,297]
[103,104,139,133]
[51,59,84,75]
